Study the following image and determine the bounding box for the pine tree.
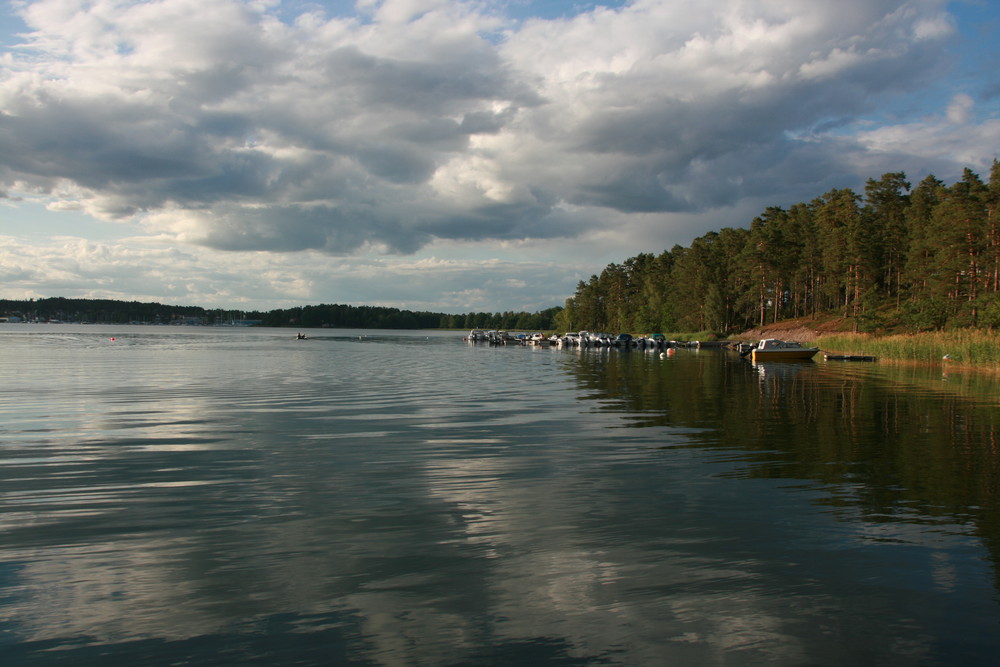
[864,172,911,306]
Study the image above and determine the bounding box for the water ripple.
[3,327,1000,665]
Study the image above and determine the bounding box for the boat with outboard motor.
[746,338,819,362]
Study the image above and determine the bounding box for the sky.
[1,0,998,314]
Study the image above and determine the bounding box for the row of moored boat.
[466,331,871,363]
[466,330,694,349]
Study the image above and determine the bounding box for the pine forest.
[554,161,1000,336]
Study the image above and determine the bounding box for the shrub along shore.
[815,330,1000,370]
[736,316,1000,370]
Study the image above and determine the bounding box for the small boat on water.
[528,333,551,345]
[560,333,581,346]
[588,332,613,346]
[614,333,633,347]
[749,339,819,362]
[824,353,877,362]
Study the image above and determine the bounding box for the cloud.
[852,117,1000,175]
[946,93,975,124]
[0,231,580,311]
[0,2,972,245]
[0,0,996,311]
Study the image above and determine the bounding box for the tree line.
[8,162,999,336]
[555,161,1000,334]
[0,297,214,324]
[0,297,562,330]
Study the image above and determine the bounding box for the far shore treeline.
[0,296,563,331]
[4,161,999,335]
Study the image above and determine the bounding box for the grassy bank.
[815,330,1000,369]
[660,330,720,342]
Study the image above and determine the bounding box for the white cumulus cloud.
[0,0,995,311]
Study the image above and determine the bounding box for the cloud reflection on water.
[0,328,997,664]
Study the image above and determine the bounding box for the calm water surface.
[2,324,1000,665]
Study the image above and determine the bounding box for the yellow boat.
[750,339,819,362]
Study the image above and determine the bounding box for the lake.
[2,324,999,665]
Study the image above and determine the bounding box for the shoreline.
[738,321,1000,373]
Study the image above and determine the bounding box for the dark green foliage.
[0,297,562,331]
[562,164,1000,334]
[0,297,213,324]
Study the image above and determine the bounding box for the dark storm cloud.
[322,45,535,111]
[459,109,515,134]
[0,0,988,261]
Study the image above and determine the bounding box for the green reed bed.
[660,330,719,342]
[816,330,1000,368]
